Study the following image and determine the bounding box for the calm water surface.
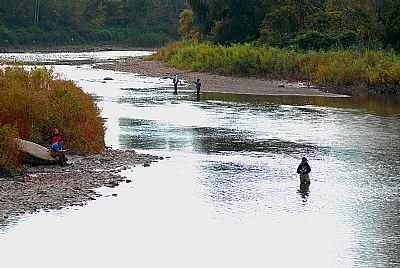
[0,51,399,268]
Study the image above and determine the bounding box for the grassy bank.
[148,42,400,95]
[0,66,105,175]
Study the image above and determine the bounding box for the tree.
[342,0,400,50]
[187,0,214,40]
[179,9,199,41]
[187,0,266,43]
[0,0,37,27]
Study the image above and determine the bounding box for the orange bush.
[0,66,105,156]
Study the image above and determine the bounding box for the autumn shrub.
[305,50,400,93]
[0,66,105,159]
[0,124,21,176]
[146,41,184,62]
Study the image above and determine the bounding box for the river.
[0,51,399,268]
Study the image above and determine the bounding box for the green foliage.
[187,0,265,44]
[291,30,362,51]
[0,124,21,176]
[0,67,106,160]
[0,0,187,47]
[179,9,200,41]
[336,31,360,49]
[345,0,400,50]
[153,42,400,94]
[0,27,172,48]
[187,0,400,52]
[292,31,337,51]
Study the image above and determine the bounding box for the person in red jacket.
[50,128,63,145]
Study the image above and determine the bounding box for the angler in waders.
[297,157,311,184]
[172,74,179,94]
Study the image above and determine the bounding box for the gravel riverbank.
[0,149,162,222]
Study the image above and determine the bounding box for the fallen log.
[14,139,58,165]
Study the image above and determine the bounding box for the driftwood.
[14,138,58,165]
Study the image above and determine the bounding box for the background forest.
[186,0,400,51]
[0,0,399,51]
[0,0,188,47]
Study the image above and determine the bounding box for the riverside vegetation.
[148,42,400,95]
[0,0,187,49]
[0,66,105,176]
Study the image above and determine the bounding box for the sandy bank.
[98,57,348,97]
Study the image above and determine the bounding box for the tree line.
[185,0,400,51]
[1,0,399,51]
[0,0,187,47]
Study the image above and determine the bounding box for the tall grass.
[149,42,400,95]
[0,66,105,174]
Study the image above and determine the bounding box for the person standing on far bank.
[194,78,201,96]
[297,157,311,184]
[172,74,179,94]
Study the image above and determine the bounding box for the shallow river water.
[0,51,399,268]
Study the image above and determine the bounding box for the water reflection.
[115,88,399,267]
[202,92,400,115]
[120,116,320,154]
[298,182,310,203]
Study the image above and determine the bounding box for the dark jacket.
[297,162,311,174]
[194,81,201,90]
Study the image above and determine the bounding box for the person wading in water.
[297,157,311,184]
[194,78,201,96]
[172,74,179,94]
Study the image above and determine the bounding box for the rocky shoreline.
[0,148,162,222]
